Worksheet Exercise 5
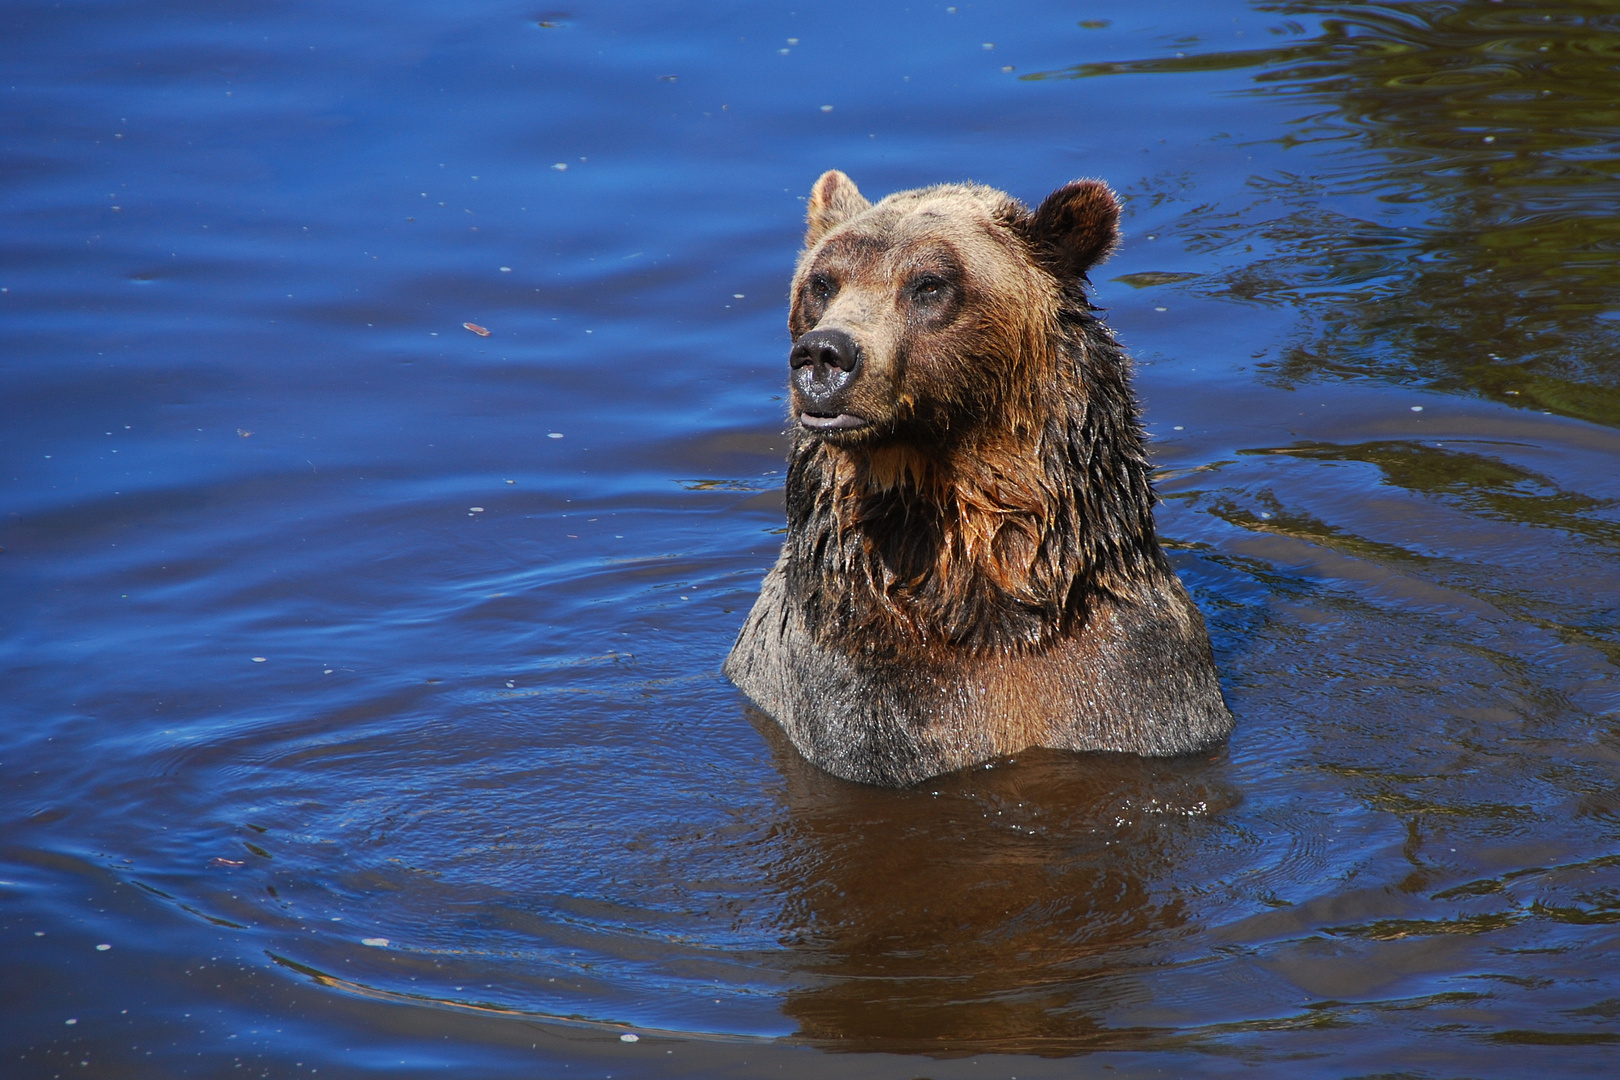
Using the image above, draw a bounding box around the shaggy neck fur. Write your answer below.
[785,291,1168,660]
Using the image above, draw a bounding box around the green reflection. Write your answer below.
[1241,440,1620,549]
[1114,270,1203,288]
[1210,439,1620,666]
[1034,1,1620,425]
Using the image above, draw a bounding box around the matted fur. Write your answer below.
[725,171,1233,786]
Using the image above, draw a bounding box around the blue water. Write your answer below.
[5,1,1620,1077]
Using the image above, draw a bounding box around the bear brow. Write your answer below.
[891,237,964,279]
[814,231,889,266]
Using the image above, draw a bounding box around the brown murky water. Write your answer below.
[3,1,1618,1076]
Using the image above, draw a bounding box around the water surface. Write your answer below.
[4,1,1619,1077]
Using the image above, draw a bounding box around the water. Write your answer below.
[4,1,1619,1076]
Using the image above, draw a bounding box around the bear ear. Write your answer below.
[1023,179,1121,282]
[805,170,871,247]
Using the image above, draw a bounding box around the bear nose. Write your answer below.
[790,328,862,412]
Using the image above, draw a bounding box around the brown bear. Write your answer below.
[724,170,1233,787]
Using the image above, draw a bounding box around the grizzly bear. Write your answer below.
[724,171,1233,787]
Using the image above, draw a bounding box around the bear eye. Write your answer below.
[807,274,837,301]
[909,275,949,302]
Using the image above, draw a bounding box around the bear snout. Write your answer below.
[790,328,868,430]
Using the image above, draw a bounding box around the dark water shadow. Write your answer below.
[746,709,1241,1054]
[1032,0,1620,426]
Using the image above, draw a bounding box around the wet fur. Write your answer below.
[725,173,1233,786]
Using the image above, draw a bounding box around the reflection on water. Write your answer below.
[759,712,1237,1051]
[1246,440,1620,553]
[1036,0,1620,425]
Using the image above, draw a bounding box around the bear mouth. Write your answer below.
[799,411,869,431]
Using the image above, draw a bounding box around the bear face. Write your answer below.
[787,171,1119,457]
[723,171,1232,786]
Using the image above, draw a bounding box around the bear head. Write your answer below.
[779,172,1157,659]
[787,169,1120,455]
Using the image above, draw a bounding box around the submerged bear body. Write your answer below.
[724,171,1233,787]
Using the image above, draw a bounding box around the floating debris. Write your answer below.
[361,937,389,947]
[464,322,490,337]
